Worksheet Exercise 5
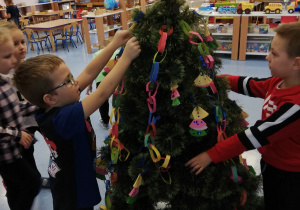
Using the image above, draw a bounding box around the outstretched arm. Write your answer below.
[76,30,133,91]
[185,152,212,175]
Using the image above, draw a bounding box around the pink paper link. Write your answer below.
[188,31,203,45]
[129,187,139,197]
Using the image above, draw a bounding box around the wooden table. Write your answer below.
[25,19,84,52]
[32,11,60,24]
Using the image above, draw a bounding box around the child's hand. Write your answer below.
[185,152,212,175]
[86,84,92,95]
[122,37,141,62]
[110,30,133,49]
[19,131,33,149]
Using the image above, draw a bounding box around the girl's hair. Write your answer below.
[274,22,300,58]
[0,26,12,45]
[0,21,18,30]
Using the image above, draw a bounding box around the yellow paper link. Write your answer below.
[99,205,107,210]
[109,136,116,150]
[119,147,130,162]
[149,144,161,163]
[170,83,178,90]
[239,155,243,164]
[129,21,138,30]
[153,50,167,63]
[133,174,142,188]
[241,111,249,119]
[109,108,120,125]
[162,155,171,168]
[160,170,172,185]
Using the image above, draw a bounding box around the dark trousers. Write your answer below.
[0,158,41,210]
[96,82,110,124]
[261,159,300,210]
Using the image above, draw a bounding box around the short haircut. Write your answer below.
[4,0,13,4]
[0,21,18,30]
[274,22,300,58]
[0,27,12,45]
[14,54,64,109]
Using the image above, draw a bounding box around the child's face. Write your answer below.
[48,63,81,107]
[12,29,27,62]
[0,40,17,75]
[266,35,294,79]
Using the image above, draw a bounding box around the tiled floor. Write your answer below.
[0,33,270,209]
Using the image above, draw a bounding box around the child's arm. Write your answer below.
[185,152,212,175]
[81,36,140,118]
[76,30,133,91]
[86,83,92,95]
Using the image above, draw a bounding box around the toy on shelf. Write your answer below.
[198,3,214,11]
[218,6,237,14]
[288,0,300,13]
[258,24,269,34]
[264,3,282,14]
[236,2,254,14]
[104,0,119,10]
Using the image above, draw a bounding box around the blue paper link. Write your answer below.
[150,62,159,82]
[148,111,153,125]
[189,96,196,104]
[138,155,145,168]
[105,180,111,191]
[231,166,239,183]
[141,167,148,176]
[152,114,161,124]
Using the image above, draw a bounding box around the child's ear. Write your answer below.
[43,94,58,106]
[293,57,300,70]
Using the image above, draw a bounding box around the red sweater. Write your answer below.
[207,75,300,172]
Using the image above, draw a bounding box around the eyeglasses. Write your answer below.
[46,74,75,93]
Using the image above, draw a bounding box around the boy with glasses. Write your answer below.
[13,30,140,210]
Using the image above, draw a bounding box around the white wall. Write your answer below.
[0,0,39,6]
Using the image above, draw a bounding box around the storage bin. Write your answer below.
[246,40,271,53]
[217,40,232,51]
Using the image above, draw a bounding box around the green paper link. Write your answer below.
[179,20,192,36]
[126,195,138,204]
[111,148,119,164]
[105,193,112,208]
[112,93,121,109]
[153,50,167,63]
[200,42,210,56]
[198,44,205,57]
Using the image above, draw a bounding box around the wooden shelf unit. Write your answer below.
[82,0,146,54]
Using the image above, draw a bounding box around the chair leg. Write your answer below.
[64,40,69,52]
[36,43,40,55]
[44,40,50,52]
[70,38,77,48]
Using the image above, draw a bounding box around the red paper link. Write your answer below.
[112,138,125,150]
[146,122,157,138]
[159,25,174,36]
[158,32,167,53]
[112,122,119,139]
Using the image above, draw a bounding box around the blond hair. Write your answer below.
[14,54,64,109]
[274,22,300,58]
[0,21,18,30]
[0,26,12,45]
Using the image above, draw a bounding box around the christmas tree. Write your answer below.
[98,0,264,209]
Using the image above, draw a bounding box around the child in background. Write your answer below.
[14,30,140,210]
[0,26,40,210]
[86,39,120,130]
[3,0,20,27]
[186,22,300,210]
[0,21,50,188]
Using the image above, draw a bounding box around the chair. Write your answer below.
[67,22,83,44]
[55,25,77,52]
[23,28,50,54]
